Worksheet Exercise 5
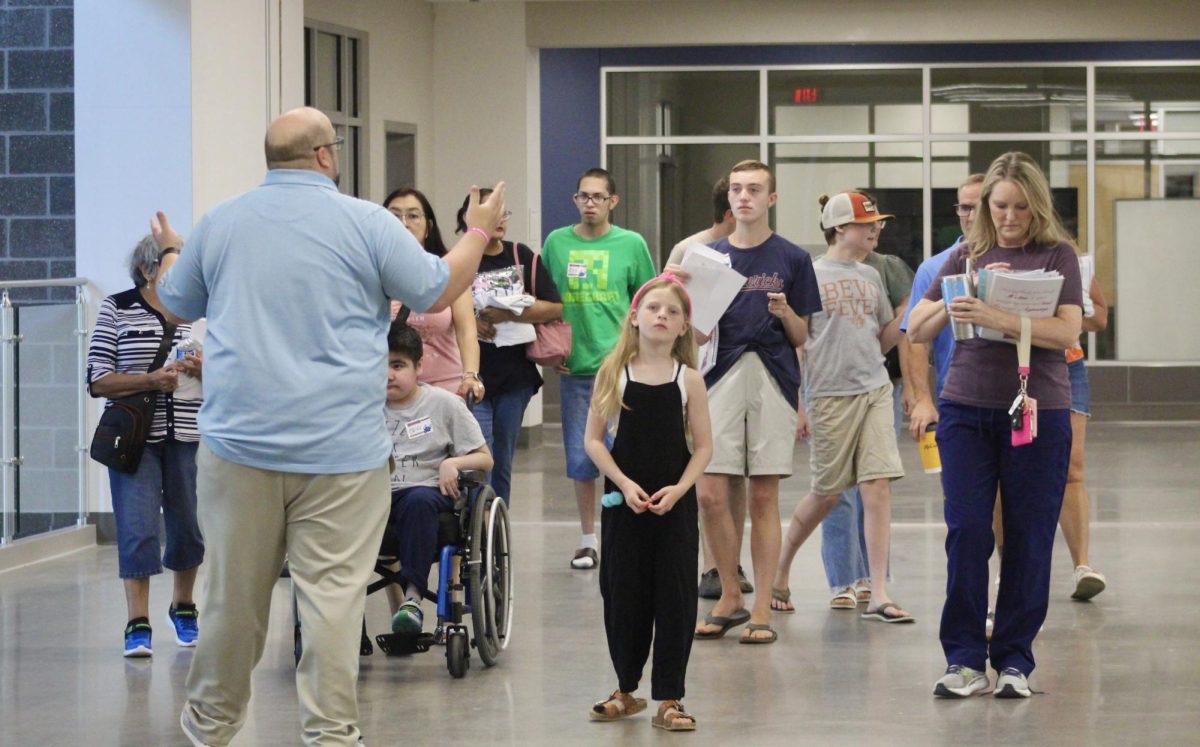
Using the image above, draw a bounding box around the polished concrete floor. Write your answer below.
[2,422,1199,746]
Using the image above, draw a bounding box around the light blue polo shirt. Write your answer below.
[158,169,449,473]
[900,238,960,396]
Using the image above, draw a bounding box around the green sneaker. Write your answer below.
[391,601,423,635]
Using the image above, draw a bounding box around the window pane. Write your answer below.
[607,71,759,137]
[931,67,1086,134]
[1094,139,1200,361]
[769,69,922,136]
[770,142,924,269]
[13,304,82,540]
[1096,66,1200,135]
[315,31,342,113]
[606,143,760,265]
[349,38,360,118]
[930,141,1082,258]
[343,125,360,198]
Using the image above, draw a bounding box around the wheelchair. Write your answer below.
[292,469,513,679]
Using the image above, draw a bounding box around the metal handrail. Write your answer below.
[0,277,88,290]
[1,280,89,545]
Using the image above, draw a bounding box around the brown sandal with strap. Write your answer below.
[652,700,697,731]
[589,690,647,721]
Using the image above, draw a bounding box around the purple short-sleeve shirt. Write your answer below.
[924,241,1083,410]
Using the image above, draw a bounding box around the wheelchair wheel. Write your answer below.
[446,627,469,679]
[467,487,513,667]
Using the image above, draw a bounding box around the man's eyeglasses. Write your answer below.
[573,192,611,205]
[314,135,345,153]
[954,203,977,217]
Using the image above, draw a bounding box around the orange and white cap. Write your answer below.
[821,191,894,228]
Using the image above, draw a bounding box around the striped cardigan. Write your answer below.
[87,288,200,443]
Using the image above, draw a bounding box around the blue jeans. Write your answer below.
[473,386,534,504]
[560,374,611,481]
[108,440,204,579]
[819,381,902,591]
[937,401,1071,675]
[820,488,870,591]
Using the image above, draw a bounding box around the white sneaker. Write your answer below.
[994,667,1032,698]
[933,665,989,698]
[1071,565,1106,601]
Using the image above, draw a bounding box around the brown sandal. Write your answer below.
[652,700,696,731]
[590,690,647,721]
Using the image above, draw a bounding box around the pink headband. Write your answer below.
[631,271,692,315]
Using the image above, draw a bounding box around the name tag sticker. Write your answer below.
[405,417,433,440]
[567,262,588,279]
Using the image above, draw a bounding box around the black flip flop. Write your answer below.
[694,607,751,639]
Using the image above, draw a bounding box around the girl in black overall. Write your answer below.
[583,274,713,732]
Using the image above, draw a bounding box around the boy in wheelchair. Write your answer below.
[383,322,493,636]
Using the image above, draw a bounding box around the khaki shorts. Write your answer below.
[707,353,797,476]
[808,382,905,495]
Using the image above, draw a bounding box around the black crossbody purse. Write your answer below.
[89,323,177,474]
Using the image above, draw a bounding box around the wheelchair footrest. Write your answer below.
[376,632,436,656]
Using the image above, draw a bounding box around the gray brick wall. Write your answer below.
[1,0,74,303]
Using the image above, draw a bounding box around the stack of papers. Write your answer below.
[975,268,1066,342]
[679,243,747,336]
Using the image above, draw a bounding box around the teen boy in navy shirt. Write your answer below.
[685,160,821,644]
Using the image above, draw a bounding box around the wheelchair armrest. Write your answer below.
[458,469,487,486]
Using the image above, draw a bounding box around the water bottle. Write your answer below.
[172,338,203,400]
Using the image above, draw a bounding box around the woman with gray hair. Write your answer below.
[86,232,205,658]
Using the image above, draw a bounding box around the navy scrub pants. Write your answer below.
[936,401,1072,675]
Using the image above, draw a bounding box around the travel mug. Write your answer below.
[940,273,976,341]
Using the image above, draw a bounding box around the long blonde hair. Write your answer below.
[591,280,697,425]
[965,151,1069,260]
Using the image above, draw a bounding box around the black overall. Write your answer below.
[599,363,699,701]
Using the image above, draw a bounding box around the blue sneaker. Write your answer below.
[391,601,423,635]
[124,618,153,657]
[167,603,200,647]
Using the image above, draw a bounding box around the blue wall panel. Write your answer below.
[539,48,602,241]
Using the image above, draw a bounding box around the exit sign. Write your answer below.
[793,88,819,104]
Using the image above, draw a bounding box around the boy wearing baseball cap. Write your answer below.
[772,191,914,624]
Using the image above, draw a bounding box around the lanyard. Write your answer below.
[1009,318,1032,408]
[1017,316,1032,386]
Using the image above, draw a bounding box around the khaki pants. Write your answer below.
[181,443,391,746]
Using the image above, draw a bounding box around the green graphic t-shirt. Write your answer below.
[542,224,656,375]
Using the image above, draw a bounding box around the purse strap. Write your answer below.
[530,249,539,298]
[149,322,178,373]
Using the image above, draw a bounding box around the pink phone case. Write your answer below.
[1011,408,1034,447]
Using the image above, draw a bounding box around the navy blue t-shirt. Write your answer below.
[704,234,822,409]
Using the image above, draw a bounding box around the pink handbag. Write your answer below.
[526,251,572,368]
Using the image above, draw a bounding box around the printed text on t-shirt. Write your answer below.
[821,278,881,329]
[741,272,784,293]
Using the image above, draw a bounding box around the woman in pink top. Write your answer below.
[384,188,484,399]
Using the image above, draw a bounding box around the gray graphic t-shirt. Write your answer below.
[386,384,486,490]
[803,256,893,399]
